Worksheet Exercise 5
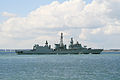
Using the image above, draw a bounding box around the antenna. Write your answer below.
[45,40,48,47]
[70,37,73,45]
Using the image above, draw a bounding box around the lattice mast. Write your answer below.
[60,33,63,47]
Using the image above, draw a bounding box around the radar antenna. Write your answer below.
[45,40,48,47]
[70,38,73,45]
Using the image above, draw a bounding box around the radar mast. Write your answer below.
[60,33,63,47]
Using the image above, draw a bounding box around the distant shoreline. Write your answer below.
[103,50,120,52]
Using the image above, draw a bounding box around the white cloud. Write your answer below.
[91,28,101,34]
[0,0,120,49]
[2,12,17,17]
[79,29,88,40]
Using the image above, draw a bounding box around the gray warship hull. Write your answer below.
[16,33,103,55]
[16,48,103,55]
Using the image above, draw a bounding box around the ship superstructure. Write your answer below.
[16,33,103,54]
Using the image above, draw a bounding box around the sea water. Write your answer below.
[0,52,120,80]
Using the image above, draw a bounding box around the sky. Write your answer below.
[0,0,120,49]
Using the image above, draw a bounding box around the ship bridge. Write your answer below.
[69,38,85,49]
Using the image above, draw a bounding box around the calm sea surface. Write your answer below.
[0,52,120,80]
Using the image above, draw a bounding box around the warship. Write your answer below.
[15,33,103,55]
